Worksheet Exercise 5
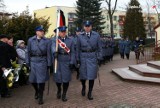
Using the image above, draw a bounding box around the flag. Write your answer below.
[59,10,66,27]
[152,5,156,9]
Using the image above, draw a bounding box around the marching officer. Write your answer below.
[73,27,81,79]
[118,37,125,59]
[76,21,102,100]
[26,26,51,105]
[51,26,75,102]
[101,36,106,64]
[124,37,132,59]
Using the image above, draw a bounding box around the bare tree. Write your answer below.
[146,0,153,38]
[105,0,118,37]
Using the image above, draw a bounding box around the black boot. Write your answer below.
[88,80,94,100]
[62,82,69,102]
[56,83,61,99]
[38,92,44,105]
[62,93,67,102]
[38,83,45,105]
[32,83,39,99]
[81,80,86,96]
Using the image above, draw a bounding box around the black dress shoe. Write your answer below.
[62,94,67,102]
[88,92,93,100]
[38,98,44,105]
[57,91,61,99]
[81,88,85,96]
[35,92,38,100]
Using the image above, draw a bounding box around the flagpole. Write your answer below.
[54,8,60,73]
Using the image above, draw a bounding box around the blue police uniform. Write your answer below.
[76,21,102,100]
[77,31,102,80]
[51,37,75,83]
[51,26,75,102]
[109,38,115,61]
[106,38,110,61]
[26,36,51,83]
[118,39,125,59]
[26,26,51,104]
[124,39,132,59]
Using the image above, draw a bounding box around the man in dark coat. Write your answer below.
[76,21,102,100]
[0,34,15,98]
[51,26,75,102]
[26,26,51,105]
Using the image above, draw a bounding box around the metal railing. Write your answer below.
[136,40,160,64]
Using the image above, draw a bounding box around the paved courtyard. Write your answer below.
[1,52,160,108]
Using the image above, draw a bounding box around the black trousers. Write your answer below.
[0,73,8,96]
[56,82,69,94]
[120,53,124,59]
[32,83,45,97]
[125,53,130,59]
[81,80,94,92]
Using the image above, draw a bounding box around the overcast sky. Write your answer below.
[1,0,158,14]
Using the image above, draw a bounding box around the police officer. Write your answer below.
[124,37,132,59]
[51,26,75,102]
[26,26,51,105]
[118,37,125,59]
[0,34,15,98]
[76,21,102,100]
[73,27,81,79]
[100,36,106,64]
[106,36,110,62]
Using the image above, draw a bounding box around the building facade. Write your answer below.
[34,6,159,38]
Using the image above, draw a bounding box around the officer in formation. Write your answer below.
[124,37,132,59]
[73,27,81,79]
[100,36,115,64]
[76,21,102,100]
[100,36,107,64]
[118,37,125,59]
[26,26,51,105]
[108,36,115,61]
[51,26,75,102]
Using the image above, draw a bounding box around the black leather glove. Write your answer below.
[47,66,51,70]
[54,52,58,58]
[69,64,74,70]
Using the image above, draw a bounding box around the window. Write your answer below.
[107,15,109,20]
[114,24,117,29]
[107,24,109,29]
[114,16,117,21]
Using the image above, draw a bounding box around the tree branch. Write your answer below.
[111,0,118,16]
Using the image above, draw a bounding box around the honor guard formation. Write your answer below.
[0,20,145,105]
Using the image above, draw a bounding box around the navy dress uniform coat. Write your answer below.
[100,37,106,58]
[26,36,51,83]
[118,40,125,54]
[124,40,132,54]
[76,31,102,80]
[51,36,75,83]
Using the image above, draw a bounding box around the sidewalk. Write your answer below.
[1,52,160,108]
